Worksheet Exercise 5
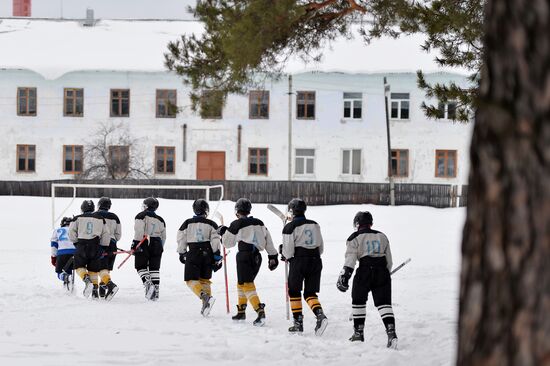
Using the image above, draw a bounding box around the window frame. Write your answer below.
[110,89,130,117]
[390,92,410,120]
[108,145,130,174]
[435,149,457,178]
[341,148,362,176]
[63,88,84,117]
[155,146,176,174]
[390,149,409,177]
[17,87,37,116]
[200,90,223,119]
[156,89,177,118]
[16,144,36,172]
[294,148,316,176]
[343,92,363,120]
[437,101,458,120]
[248,148,269,176]
[296,91,316,120]
[63,145,84,174]
[249,90,270,119]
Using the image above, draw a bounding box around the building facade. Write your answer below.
[0,67,473,184]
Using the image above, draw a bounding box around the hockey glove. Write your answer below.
[212,251,223,272]
[51,256,57,266]
[131,240,143,254]
[278,244,287,262]
[179,252,187,264]
[268,254,279,271]
[337,266,354,292]
[217,225,228,236]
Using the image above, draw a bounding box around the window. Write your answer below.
[17,87,37,116]
[63,145,83,173]
[155,146,175,174]
[248,148,268,175]
[13,0,31,17]
[156,89,177,118]
[249,91,269,119]
[390,149,409,177]
[390,93,410,120]
[437,101,457,120]
[342,149,361,175]
[295,149,315,175]
[200,90,223,119]
[435,150,457,178]
[296,91,315,119]
[109,146,129,174]
[64,88,84,117]
[110,89,130,117]
[16,144,35,172]
[343,92,362,119]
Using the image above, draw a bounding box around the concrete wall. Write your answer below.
[0,69,473,184]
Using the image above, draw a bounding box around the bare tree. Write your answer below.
[81,122,152,180]
[457,0,550,365]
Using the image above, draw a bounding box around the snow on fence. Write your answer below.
[0,180,467,208]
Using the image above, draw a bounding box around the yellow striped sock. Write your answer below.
[186,280,203,298]
[88,272,99,285]
[242,282,261,310]
[99,270,110,284]
[75,267,87,280]
[290,296,303,314]
[237,284,248,306]
[306,296,322,313]
[199,278,212,296]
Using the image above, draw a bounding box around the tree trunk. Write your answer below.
[457,1,550,365]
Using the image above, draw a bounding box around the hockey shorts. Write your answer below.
[288,256,323,294]
[184,243,214,281]
[351,260,392,306]
[236,250,262,284]
[74,241,102,273]
[55,254,74,274]
[134,238,163,271]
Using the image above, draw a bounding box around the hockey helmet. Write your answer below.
[81,200,95,213]
[143,197,159,211]
[60,217,72,227]
[98,196,112,210]
[235,198,252,215]
[288,198,306,216]
[193,198,209,216]
[353,211,373,228]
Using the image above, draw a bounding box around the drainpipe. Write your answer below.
[288,74,293,181]
[384,77,395,206]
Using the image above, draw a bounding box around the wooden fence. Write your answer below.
[0,180,468,208]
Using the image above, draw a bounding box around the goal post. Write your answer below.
[51,183,224,229]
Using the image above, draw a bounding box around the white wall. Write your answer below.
[0,69,473,184]
[0,0,196,19]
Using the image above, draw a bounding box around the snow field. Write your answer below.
[0,196,464,365]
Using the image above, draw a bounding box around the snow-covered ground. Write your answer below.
[0,197,464,365]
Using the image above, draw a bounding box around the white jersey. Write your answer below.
[50,226,76,257]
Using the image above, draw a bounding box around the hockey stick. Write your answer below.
[266,204,291,321]
[390,258,411,275]
[117,236,147,269]
[213,211,230,314]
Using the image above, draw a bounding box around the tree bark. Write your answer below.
[457,1,550,365]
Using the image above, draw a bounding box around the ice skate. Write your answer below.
[252,303,266,327]
[200,292,215,317]
[232,304,246,321]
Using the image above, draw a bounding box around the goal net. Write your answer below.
[51,183,224,229]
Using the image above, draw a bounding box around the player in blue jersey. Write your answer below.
[50,217,76,291]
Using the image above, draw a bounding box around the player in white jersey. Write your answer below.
[50,217,76,291]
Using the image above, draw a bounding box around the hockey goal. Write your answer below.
[51,183,224,228]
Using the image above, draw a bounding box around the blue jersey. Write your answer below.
[50,226,76,257]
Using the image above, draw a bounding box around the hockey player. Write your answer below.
[281,198,328,336]
[132,197,166,301]
[50,217,76,291]
[176,199,222,316]
[95,197,121,301]
[219,198,279,326]
[68,200,111,298]
[336,211,398,349]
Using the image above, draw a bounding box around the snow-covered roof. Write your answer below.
[0,18,468,80]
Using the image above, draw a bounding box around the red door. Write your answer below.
[13,0,31,17]
[197,151,225,180]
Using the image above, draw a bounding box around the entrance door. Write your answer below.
[196,151,225,180]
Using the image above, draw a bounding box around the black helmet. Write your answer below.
[98,197,112,210]
[288,198,306,216]
[193,198,209,216]
[143,197,159,211]
[81,200,95,213]
[353,211,373,228]
[235,198,252,215]
[60,217,72,227]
